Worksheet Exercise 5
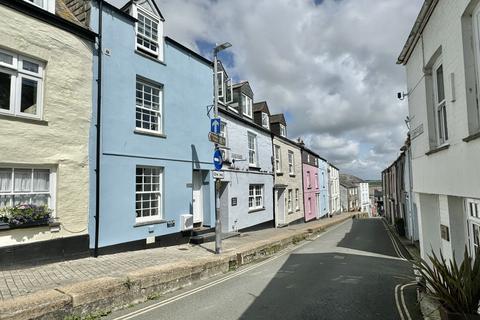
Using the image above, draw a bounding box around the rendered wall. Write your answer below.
[273,137,304,225]
[303,163,319,222]
[0,6,93,246]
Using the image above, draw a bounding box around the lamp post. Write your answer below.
[213,42,231,254]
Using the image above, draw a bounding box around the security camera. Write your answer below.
[397,92,408,100]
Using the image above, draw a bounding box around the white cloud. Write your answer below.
[121,0,423,179]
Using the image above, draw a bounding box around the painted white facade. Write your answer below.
[0,4,93,248]
[359,183,370,214]
[399,0,480,261]
[218,110,274,232]
[328,165,341,213]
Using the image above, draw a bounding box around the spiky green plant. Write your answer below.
[414,247,480,315]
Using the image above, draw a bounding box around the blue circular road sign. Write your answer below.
[213,149,223,171]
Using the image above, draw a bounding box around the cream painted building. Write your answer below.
[272,135,304,226]
[0,0,95,265]
[398,0,480,262]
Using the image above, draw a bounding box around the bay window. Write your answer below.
[0,48,44,119]
[0,168,54,209]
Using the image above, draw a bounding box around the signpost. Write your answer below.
[213,149,223,171]
[212,171,225,179]
[208,132,226,147]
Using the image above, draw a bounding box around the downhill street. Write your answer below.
[106,218,422,320]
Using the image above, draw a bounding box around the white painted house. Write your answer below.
[398,0,480,262]
[216,63,274,232]
[359,182,370,215]
[328,164,341,214]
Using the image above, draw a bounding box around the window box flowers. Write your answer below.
[0,204,52,230]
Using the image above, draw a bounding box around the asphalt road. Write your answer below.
[106,218,422,320]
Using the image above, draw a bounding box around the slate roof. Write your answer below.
[253,101,270,115]
[270,113,286,125]
[340,173,364,188]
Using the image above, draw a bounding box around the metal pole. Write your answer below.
[213,50,222,254]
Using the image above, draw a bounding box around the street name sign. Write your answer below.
[208,132,226,147]
[212,170,225,179]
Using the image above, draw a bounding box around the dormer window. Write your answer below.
[280,124,286,137]
[132,1,164,61]
[24,0,55,13]
[242,94,253,118]
[261,113,269,129]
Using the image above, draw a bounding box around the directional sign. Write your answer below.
[212,170,225,179]
[208,132,226,147]
[213,149,223,171]
[211,118,221,134]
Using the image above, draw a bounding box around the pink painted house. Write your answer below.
[300,146,320,222]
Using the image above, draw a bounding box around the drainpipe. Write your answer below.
[94,0,103,258]
[271,133,276,227]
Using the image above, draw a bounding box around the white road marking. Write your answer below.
[112,219,352,320]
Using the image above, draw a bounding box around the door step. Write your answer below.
[190,231,241,245]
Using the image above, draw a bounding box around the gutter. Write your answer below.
[397,0,439,65]
[94,0,104,258]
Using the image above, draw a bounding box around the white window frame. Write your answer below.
[248,184,264,211]
[295,189,299,211]
[133,5,162,59]
[315,173,319,189]
[288,150,295,175]
[287,189,293,213]
[248,132,257,167]
[274,145,282,173]
[472,4,480,131]
[135,166,163,223]
[242,94,253,118]
[466,199,480,255]
[135,78,163,134]
[261,112,269,129]
[23,0,55,13]
[0,48,44,119]
[280,124,286,137]
[219,121,229,161]
[432,58,448,145]
[0,167,56,213]
[217,71,225,99]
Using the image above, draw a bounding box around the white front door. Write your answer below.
[192,171,203,224]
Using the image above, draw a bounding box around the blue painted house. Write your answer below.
[318,157,330,218]
[66,0,215,253]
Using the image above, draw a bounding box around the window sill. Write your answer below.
[248,207,265,214]
[463,131,480,143]
[249,165,261,171]
[135,50,166,66]
[0,220,50,232]
[133,219,166,228]
[289,173,296,177]
[134,129,167,139]
[425,144,450,156]
[0,113,48,126]
[276,171,284,176]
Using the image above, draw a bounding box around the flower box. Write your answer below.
[9,217,50,229]
[0,222,9,230]
[0,204,52,231]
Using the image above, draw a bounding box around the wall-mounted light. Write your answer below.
[397,92,409,100]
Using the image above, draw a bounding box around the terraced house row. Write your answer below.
[0,0,341,267]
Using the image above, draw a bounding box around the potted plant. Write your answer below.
[415,248,480,320]
[3,204,52,229]
[395,217,405,236]
[0,208,9,230]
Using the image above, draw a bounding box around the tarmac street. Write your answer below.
[106,218,422,320]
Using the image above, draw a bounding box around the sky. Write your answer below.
[112,0,424,180]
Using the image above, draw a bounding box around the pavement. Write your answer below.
[105,217,422,320]
[0,212,358,319]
